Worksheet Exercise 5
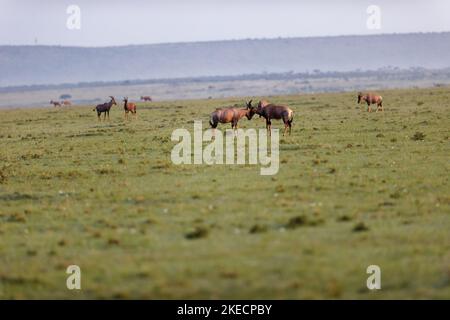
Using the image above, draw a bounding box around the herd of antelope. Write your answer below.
[50,91,384,134]
[209,91,382,136]
[50,95,152,120]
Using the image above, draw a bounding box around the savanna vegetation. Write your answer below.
[0,86,449,299]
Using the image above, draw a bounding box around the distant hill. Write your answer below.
[1,32,450,87]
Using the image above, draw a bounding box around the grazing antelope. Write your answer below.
[123,97,137,119]
[140,96,152,102]
[50,100,61,107]
[61,100,72,106]
[357,92,383,112]
[256,101,294,136]
[209,100,256,133]
[93,96,116,121]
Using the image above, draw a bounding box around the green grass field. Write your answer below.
[0,87,449,299]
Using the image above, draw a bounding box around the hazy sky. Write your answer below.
[0,0,449,46]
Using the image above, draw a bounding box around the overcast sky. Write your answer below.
[0,0,449,46]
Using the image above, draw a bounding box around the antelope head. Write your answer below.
[245,100,256,120]
[357,92,363,104]
[256,100,266,117]
[109,96,117,105]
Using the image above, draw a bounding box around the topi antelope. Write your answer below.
[123,97,137,120]
[256,101,294,136]
[357,92,383,112]
[50,100,61,107]
[93,96,116,121]
[61,100,72,106]
[209,100,256,133]
[140,96,152,102]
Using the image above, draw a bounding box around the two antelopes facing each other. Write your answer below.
[50,100,71,107]
[209,100,294,136]
[358,92,383,112]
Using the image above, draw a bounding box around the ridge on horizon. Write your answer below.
[1,31,449,48]
[1,32,450,87]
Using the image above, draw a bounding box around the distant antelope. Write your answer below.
[209,100,256,132]
[123,97,137,119]
[256,101,294,136]
[93,96,116,121]
[50,100,61,107]
[61,100,72,106]
[357,92,383,112]
[140,96,152,102]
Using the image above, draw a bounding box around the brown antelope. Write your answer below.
[357,92,383,112]
[123,97,137,119]
[93,96,116,121]
[140,96,152,102]
[209,100,256,132]
[256,101,294,136]
[61,100,72,106]
[50,100,61,107]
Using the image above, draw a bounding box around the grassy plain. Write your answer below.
[0,87,449,299]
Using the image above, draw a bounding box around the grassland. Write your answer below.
[0,87,449,299]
